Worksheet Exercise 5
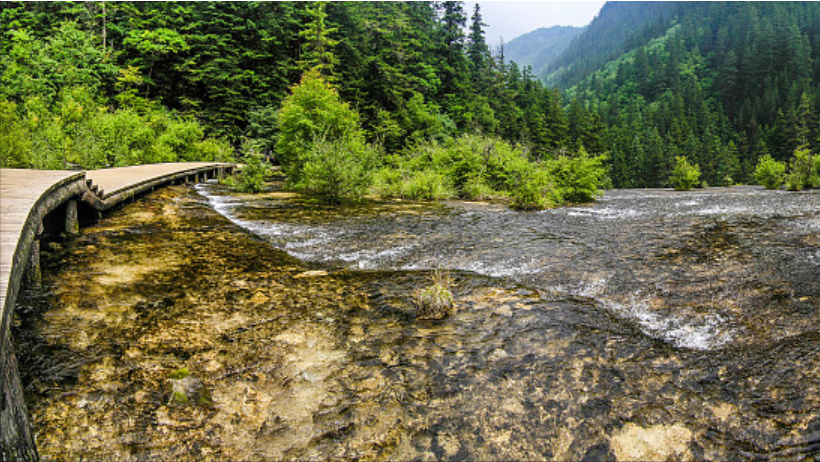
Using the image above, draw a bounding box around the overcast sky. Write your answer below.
[465,1,606,48]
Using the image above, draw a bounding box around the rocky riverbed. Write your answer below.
[14,183,820,461]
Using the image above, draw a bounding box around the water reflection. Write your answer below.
[14,184,820,461]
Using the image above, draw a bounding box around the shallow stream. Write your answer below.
[14,183,820,461]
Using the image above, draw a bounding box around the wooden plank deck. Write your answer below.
[85,162,232,209]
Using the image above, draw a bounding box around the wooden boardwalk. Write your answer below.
[0,169,86,342]
[85,162,230,209]
[0,162,232,460]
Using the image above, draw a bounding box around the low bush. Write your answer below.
[669,156,701,191]
[400,169,455,200]
[785,147,818,191]
[372,134,607,209]
[547,147,606,202]
[294,137,378,203]
[754,154,786,190]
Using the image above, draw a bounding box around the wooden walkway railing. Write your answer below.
[0,162,233,461]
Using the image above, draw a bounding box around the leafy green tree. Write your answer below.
[123,27,188,88]
[669,156,701,191]
[1,22,117,104]
[276,68,378,202]
[276,68,362,181]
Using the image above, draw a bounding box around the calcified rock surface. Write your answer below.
[15,184,820,461]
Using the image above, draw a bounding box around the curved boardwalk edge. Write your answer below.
[1,170,84,462]
[0,162,233,461]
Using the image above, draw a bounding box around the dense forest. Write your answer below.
[1,1,819,204]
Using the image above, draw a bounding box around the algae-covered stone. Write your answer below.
[168,374,211,407]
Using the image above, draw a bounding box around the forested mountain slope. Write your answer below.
[554,1,820,188]
[505,26,583,77]
[543,1,680,88]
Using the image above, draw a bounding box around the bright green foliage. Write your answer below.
[402,170,456,201]
[0,101,31,168]
[0,16,232,170]
[372,168,455,201]
[785,147,819,191]
[1,22,117,105]
[276,69,362,181]
[6,0,820,193]
[298,2,339,78]
[669,156,701,191]
[294,137,378,203]
[276,69,377,203]
[510,169,556,211]
[233,142,270,194]
[546,148,608,202]
[372,134,606,208]
[754,154,787,190]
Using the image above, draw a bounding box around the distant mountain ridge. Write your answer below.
[542,1,681,88]
[504,26,584,76]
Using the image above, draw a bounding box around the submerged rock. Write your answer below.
[609,423,693,461]
[169,373,210,407]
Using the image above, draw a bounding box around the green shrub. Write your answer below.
[192,138,235,162]
[462,177,499,201]
[510,166,560,211]
[754,154,786,190]
[294,137,378,203]
[414,269,456,320]
[548,148,607,201]
[234,141,270,193]
[276,69,361,181]
[669,156,701,191]
[511,178,550,210]
[0,101,32,168]
[400,169,455,200]
[371,168,405,198]
[785,147,818,191]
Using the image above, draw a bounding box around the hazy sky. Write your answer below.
[465,1,606,48]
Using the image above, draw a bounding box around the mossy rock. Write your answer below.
[168,374,211,407]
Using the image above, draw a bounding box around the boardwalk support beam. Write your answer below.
[65,200,78,235]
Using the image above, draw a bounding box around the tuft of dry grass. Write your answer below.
[414,269,455,320]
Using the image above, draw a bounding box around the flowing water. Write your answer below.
[13,182,820,461]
